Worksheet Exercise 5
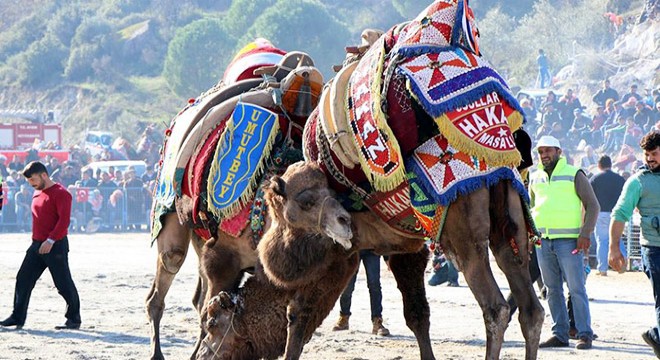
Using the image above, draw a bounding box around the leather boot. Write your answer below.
[372,317,390,336]
[332,314,349,331]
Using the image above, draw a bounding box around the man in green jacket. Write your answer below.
[609,130,660,358]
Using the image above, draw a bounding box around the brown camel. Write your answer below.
[148,2,543,360]
[196,163,359,360]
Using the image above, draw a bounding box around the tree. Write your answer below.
[222,0,278,39]
[162,17,237,97]
[240,0,350,77]
[14,34,68,87]
[638,0,659,23]
[64,17,117,82]
[0,14,47,63]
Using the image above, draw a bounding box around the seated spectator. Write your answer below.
[535,118,553,140]
[633,101,654,131]
[548,121,566,144]
[620,97,637,119]
[558,89,583,128]
[77,168,98,187]
[592,79,619,106]
[114,170,124,186]
[621,84,643,104]
[428,249,460,287]
[13,185,32,232]
[612,145,637,173]
[623,117,644,148]
[141,164,157,183]
[7,155,24,172]
[60,165,79,187]
[601,115,626,153]
[580,145,599,169]
[568,108,592,146]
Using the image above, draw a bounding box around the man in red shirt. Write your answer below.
[0,161,81,330]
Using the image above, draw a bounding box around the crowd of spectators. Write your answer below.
[0,145,160,233]
[519,80,660,177]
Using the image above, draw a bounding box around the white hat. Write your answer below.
[535,135,561,150]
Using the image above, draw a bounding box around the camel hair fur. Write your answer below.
[196,163,359,360]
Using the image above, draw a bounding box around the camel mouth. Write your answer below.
[327,229,353,250]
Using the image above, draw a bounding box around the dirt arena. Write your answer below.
[0,232,656,359]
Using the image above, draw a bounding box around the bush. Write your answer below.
[162,17,236,97]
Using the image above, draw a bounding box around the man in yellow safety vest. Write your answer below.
[530,135,600,350]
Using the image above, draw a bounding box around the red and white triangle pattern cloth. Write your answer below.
[396,0,457,49]
[398,48,481,94]
[412,134,489,198]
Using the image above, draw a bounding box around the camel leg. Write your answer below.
[488,183,543,360]
[189,234,209,360]
[443,188,509,360]
[388,248,436,360]
[146,212,192,360]
[190,234,207,314]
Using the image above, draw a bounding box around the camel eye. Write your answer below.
[295,190,316,210]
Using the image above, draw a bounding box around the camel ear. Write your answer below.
[268,175,287,199]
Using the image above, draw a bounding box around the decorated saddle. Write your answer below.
[151,40,323,243]
[305,0,535,240]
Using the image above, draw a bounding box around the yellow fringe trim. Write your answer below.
[206,105,280,220]
[432,110,523,169]
[357,38,407,193]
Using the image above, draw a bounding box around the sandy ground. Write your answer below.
[0,232,657,360]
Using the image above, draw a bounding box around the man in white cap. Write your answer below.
[529,135,600,350]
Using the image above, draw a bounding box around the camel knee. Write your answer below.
[146,289,165,318]
[485,302,510,335]
[159,248,187,274]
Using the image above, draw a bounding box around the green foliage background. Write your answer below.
[0,0,643,145]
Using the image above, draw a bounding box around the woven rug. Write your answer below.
[347,36,406,192]
[207,102,280,219]
[406,134,528,208]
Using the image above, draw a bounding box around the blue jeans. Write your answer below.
[642,246,660,343]
[594,212,628,272]
[339,250,383,319]
[536,238,593,341]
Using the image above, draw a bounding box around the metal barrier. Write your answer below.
[0,185,151,233]
[624,212,643,271]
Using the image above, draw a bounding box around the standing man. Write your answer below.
[530,136,599,350]
[331,250,390,336]
[590,155,626,276]
[537,49,551,88]
[0,161,81,330]
[609,130,660,357]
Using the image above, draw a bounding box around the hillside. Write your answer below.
[0,0,656,148]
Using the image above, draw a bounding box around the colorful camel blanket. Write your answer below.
[406,134,528,237]
[396,48,524,168]
[347,37,406,193]
[207,102,280,219]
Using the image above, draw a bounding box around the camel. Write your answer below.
[196,163,360,360]
[147,1,544,359]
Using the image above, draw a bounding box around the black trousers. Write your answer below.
[10,237,81,325]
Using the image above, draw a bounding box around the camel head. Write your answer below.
[264,161,353,249]
[197,292,239,360]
